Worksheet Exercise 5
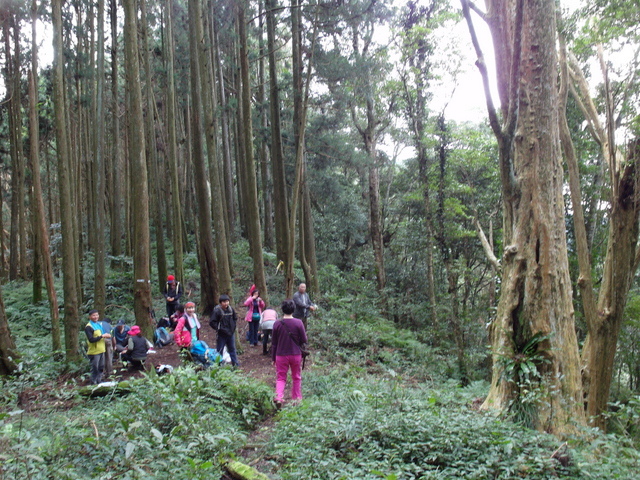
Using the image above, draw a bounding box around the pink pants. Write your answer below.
[275,355,302,402]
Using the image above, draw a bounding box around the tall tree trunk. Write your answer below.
[4,14,22,281]
[462,0,584,434]
[197,0,232,297]
[124,0,153,336]
[109,0,123,258]
[13,16,27,280]
[584,141,640,427]
[92,0,107,314]
[266,0,290,265]
[189,0,219,315]
[29,1,61,352]
[141,0,168,290]
[164,0,184,281]
[237,2,268,301]
[258,1,274,252]
[300,165,319,294]
[53,0,81,361]
[212,13,236,240]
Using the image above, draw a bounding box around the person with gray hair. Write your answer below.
[292,283,316,329]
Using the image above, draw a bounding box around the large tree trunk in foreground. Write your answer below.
[464,0,584,434]
[124,0,153,336]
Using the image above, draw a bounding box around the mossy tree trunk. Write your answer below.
[463,0,585,434]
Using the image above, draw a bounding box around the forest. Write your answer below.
[1,0,640,478]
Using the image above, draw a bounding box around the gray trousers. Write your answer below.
[89,353,105,385]
[103,341,114,377]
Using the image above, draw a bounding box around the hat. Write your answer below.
[167,275,175,282]
[185,301,195,308]
[117,319,126,326]
[129,325,141,336]
[219,294,230,302]
[249,284,256,294]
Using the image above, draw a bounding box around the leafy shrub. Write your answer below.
[0,367,273,479]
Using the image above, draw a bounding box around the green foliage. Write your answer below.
[0,367,273,479]
[265,374,621,479]
[497,333,552,428]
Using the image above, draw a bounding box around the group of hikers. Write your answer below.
[84,277,317,407]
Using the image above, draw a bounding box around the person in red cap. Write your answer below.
[121,325,149,370]
[163,274,183,317]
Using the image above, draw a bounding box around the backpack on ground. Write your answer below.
[154,326,174,348]
[190,340,223,368]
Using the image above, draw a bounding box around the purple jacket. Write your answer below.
[272,317,307,361]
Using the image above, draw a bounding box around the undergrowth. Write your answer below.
[265,372,640,479]
[0,367,273,479]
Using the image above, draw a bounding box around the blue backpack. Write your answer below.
[154,327,174,347]
[190,340,222,367]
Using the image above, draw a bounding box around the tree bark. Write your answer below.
[123,0,153,336]
[141,0,168,291]
[0,287,19,375]
[463,0,584,434]
[53,0,81,361]
[257,1,274,252]
[266,0,290,266]
[164,0,184,282]
[92,0,107,315]
[189,0,220,315]
[109,0,123,258]
[29,2,61,353]
[237,1,268,302]
[3,13,23,281]
[197,0,232,297]
[212,13,237,240]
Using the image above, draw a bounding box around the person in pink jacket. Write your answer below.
[244,287,265,346]
[175,301,201,349]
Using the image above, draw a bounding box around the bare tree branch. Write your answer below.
[473,216,501,272]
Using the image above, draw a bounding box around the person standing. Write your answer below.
[163,275,183,317]
[244,288,265,346]
[292,283,316,329]
[271,299,308,408]
[84,310,111,385]
[209,294,239,366]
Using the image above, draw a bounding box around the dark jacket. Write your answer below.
[163,281,183,304]
[127,335,149,361]
[209,305,237,337]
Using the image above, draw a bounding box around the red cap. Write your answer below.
[167,275,175,282]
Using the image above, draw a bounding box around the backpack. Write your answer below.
[154,326,174,347]
[190,340,222,367]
